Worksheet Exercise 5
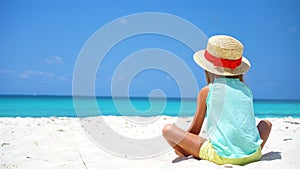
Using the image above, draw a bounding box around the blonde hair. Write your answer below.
[205,70,244,84]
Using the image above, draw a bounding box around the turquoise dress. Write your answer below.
[206,78,262,158]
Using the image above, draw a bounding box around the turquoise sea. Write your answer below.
[0,95,300,118]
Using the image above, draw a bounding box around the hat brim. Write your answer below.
[193,50,251,76]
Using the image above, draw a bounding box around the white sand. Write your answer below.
[1,116,299,169]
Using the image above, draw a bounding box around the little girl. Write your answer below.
[162,35,272,165]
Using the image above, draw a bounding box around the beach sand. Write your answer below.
[1,116,299,169]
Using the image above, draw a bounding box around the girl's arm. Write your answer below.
[187,85,209,135]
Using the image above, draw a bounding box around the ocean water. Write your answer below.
[0,95,299,118]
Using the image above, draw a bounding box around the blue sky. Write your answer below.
[0,0,299,100]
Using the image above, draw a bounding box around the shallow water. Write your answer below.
[0,95,299,118]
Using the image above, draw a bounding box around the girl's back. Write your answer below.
[206,78,262,158]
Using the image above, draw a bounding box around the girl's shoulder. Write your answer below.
[198,85,209,99]
[199,85,209,93]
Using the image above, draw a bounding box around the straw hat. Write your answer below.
[193,35,251,76]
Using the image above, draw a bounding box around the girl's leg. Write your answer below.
[257,120,272,149]
[162,124,206,158]
[165,138,190,157]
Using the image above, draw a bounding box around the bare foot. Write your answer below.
[175,150,185,157]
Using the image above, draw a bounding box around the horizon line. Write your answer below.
[0,94,299,102]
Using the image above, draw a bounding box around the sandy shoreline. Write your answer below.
[1,116,299,169]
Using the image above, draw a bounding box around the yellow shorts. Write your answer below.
[199,141,262,165]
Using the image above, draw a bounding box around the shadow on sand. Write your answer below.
[172,156,196,163]
[261,151,282,161]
